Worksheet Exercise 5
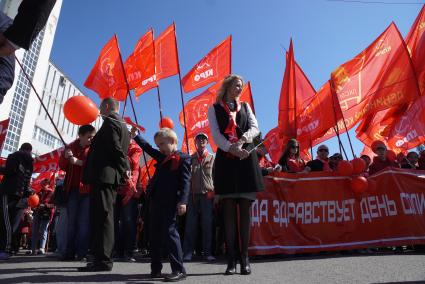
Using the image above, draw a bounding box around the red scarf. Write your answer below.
[161,152,181,171]
[220,99,241,143]
[197,149,208,163]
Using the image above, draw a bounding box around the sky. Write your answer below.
[50,0,424,157]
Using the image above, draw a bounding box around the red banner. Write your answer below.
[84,35,128,101]
[181,36,231,93]
[33,147,64,173]
[0,118,10,151]
[124,29,155,90]
[249,168,425,255]
[135,24,179,97]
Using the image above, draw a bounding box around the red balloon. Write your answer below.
[351,158,366,175]
[64,96,99,125]
[337,160,353,176]
[351,176,368,194]
[367,179,377,193]
[28,194,40,208]
[159,117,174,129]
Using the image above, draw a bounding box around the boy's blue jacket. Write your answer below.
[134,135,191,205]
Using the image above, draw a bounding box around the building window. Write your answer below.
[3,28,46,154]
[32,126,62,149]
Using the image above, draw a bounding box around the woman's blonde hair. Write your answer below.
[215,74,244,103]
[154,128,178,144]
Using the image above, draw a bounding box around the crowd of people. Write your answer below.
[0,75,424,281]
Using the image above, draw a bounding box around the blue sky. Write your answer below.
[50,0,423,157]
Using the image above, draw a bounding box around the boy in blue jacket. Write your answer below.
[132,127,191,282]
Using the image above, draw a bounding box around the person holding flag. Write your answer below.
[207,74,263,276]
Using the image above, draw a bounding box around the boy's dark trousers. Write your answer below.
[149,200,185,274]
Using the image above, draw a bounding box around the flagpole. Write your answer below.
[15,56,66,146]
[121,96,128,118]
[329,81,350,160]
[115,34,151,180]
[151,28,164,126]
[329,79,355,158]
[173,22,190,153]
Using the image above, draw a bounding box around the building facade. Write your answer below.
[31,61,102,155]
[0,0,100,157]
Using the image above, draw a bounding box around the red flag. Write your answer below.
[406,4,425,96]
[385,98,425,151]
[304,81,344,146]
[263,127,283,164]
[181,36,231,93]
[278,40,297,139]
[124,29,155,90]
[135,24,179,97]
[179,86,216,138]
[240,81,256,114]
[84,35,128,101]
[31,171,55,193]
[139,159,157,189]
[0,118,10,151]
[330,23,419,136]
[124,116,146,132]
[33,147,64,173]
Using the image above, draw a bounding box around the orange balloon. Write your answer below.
[351,176,368,194]
[337,160,353,176]
[351,158,366,175]
[28,194,40,208]
[159,117,174,129]
[64,96,99,125]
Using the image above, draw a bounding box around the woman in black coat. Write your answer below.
[207,74,264,276]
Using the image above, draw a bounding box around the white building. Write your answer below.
[31,61,102,156]
[0,0,102,157]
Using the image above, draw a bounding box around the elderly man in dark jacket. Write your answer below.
[0,143,33,260]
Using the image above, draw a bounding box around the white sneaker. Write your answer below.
[38,249,45,255]
[0,252,10,260]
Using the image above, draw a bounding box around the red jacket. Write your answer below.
[59,139,91,194]
[369,156,399,175]
[117,140,142,196]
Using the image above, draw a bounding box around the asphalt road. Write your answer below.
[0,251,424,284]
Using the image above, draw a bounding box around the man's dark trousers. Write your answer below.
[91,183,116,269]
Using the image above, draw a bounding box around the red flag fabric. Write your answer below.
[31,171,55,193]
[0,118,10,151]
[406,4,425,95]
[84,35,128,101]
[181,36,231,93]
[330,23,419,137]
[33,147,64,173]
[124,29,155,90]
[135,24,179,97]
[240,81,256,114]
[139,159,156,189]
[124,116,145,132]
[263,127,282,164]
[180,86,215,138]
[278,40,297,139]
